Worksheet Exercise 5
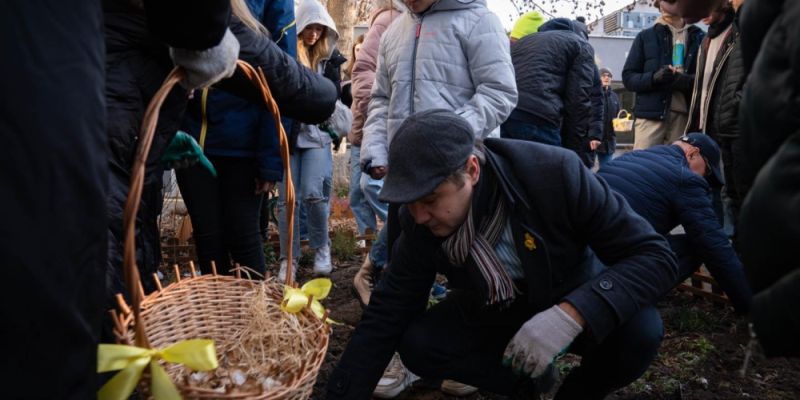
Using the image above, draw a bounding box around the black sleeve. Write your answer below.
[674,175,752,313]
[327,210,438,399]
[751,269,800,357]
[622,33,655,93]
[739,0,785,74]
[213,17,338,124]
[563,43,595,139]
[588,66,604,141]
[143,0,230,50]
[562,154,679,341]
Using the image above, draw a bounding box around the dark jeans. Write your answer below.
[176,156,266,275]
[397,291,663,399]
[501,119,562,146]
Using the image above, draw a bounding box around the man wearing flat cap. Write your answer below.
[327,109,679,399]
[598,133,752,313]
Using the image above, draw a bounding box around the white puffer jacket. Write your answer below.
[360,0,518,169]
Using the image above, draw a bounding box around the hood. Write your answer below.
[296,0,339,45]
[539,18,587,39]
[510,11,545,40]
[421,0,485,14]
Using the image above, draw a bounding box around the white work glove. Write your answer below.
[503,305,583,378]
[169,28,239,90]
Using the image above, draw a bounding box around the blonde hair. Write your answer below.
[297,26,330,70]
[231,0,269,35]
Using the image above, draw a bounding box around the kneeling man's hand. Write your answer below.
[503,304,583,378]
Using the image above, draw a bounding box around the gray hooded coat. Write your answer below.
[295,0,349,148]
[359,0,518,169]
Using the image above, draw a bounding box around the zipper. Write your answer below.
[684,45,703,135]
[699,41,736,133]
[410,17,423,114]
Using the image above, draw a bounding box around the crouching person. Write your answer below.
[326,109,678,399]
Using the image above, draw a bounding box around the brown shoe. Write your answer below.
[352,255,375,307]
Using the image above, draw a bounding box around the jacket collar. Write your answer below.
[485,148,531,211]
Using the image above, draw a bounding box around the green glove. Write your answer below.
[161,131,217,176]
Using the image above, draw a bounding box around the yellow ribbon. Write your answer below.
[97,339,218,400]
[281,278,337,323]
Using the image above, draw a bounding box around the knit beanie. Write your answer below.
[510,11,545,40]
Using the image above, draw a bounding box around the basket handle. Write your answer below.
[616,109,631,119]
[122,61,296,348]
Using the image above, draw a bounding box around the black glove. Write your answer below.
[652,66,676,85]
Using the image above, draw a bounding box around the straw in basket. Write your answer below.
[99,61,331,400]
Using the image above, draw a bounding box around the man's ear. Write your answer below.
[467,155,480,185]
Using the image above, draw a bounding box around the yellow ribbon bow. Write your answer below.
[281,278,336,323]
[97,339,218,400]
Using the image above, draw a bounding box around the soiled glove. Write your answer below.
[503,305,583,378]
[161,131,217,176]
[170,28,239,90]
[652,65,676,85]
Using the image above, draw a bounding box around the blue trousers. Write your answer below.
[501,119,562,146]
[277,147,332,259]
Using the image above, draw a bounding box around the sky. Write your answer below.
[487,0,636,30]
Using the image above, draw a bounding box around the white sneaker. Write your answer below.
[277,258,297,283]
[373,353,419,399]
[440,379,478,397]
[313,244,332,276]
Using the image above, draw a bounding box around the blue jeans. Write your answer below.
[360,168,389,269]
[277,147,332,259]
[596,151,614,167]
[349,146,378,235]
[501,119,562,146]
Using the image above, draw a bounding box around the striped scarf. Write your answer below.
[442,182,519,306]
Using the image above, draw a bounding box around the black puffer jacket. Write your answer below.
[507,18,595,138]
[686,10,744,140]
[740,132,800,357]
[737,0,800,194]
[104,0,337,304]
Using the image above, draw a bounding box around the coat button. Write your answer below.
[599,279,613,290]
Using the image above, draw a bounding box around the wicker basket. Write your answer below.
[612,109,634,133]
[110,61,329,399]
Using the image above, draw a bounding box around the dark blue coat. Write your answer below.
[622,23,704,120]
[599,87,621,154]
[328,139,678,399]
[598,145,751,312]
[507,18,596,138]
[182,0,297,182]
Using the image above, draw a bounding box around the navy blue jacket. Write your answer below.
[328,139,678,399]
[599,86,621,154]
[622,23,704,120]
[598,145,752,312]
[182,0,296,182]
[507,19,596,139]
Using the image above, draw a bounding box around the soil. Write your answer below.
[297,254,800,400]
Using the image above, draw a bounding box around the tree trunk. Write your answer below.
[325,0,357,78]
